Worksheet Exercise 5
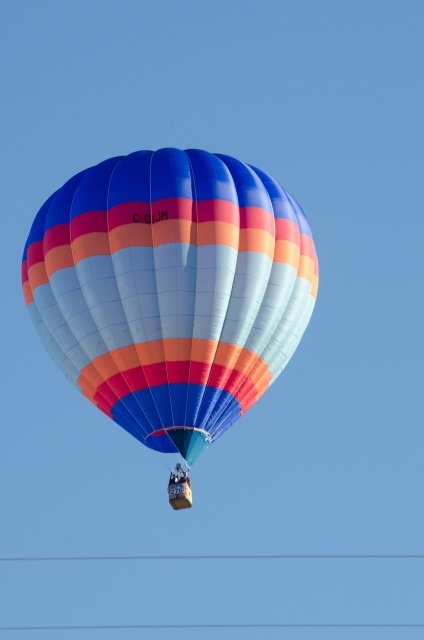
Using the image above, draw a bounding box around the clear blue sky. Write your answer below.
[1,1,423,638]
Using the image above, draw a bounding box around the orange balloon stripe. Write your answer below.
[28,260,49,290]
[78,338,271,406]
[98,219,282,258]
[238,228,275,259]
[197,220,239,249]
[22,280,34,306]
[71,232,111,263]
[297,255,315,284]
[82,339,268,378]
[45,244,74,278]
[63,226,303,270]
[274,240,300,267]
[109,224,152,251]
[151,218,197,246]
[311,274,319,299]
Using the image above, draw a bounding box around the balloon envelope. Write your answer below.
[22,149,318,466]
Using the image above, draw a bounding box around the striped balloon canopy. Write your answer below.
[22,149,318,467]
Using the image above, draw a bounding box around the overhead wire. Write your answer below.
[0,623,423,631]
[1,554,423,562]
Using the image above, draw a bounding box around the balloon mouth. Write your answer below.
[148,427,211,467]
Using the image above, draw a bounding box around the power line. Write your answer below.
[0,624,423,631]
[1,554,423,562]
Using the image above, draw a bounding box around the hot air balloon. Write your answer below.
[22,149,318,509]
